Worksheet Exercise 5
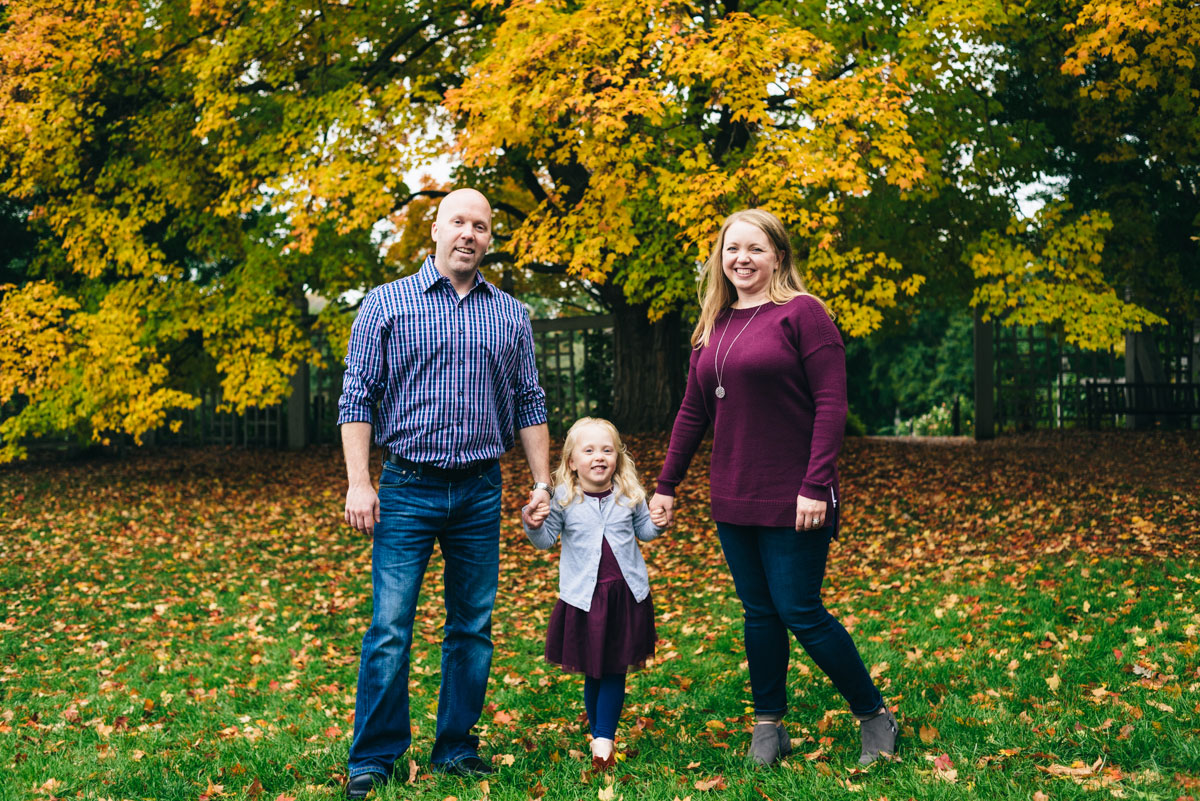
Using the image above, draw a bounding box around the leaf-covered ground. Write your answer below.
[1,432,1197,801]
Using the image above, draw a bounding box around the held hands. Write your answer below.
[649,493,674,528]
[795,495,828,531]
[522,487,552,529]
[345,484,380,535]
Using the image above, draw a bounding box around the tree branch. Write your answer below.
[231,10,327,93]
[391,191,528,225]
[490,200,528,221]
[482,252,567,274]
[361,16,486,87]
[358,7,468,85]
[391,189,448,214]
[517,160,552,207]
[823,58,857,83]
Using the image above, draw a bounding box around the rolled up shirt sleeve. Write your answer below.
[512,313,548,429]
[337,290,389,426]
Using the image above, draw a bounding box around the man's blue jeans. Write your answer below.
[347,461,502,778]
[716,518,883,718]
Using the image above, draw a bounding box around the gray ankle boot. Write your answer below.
[748,721,792,765]
[748,722,779,765]
[777,722,792,758]
[858,707,898,765]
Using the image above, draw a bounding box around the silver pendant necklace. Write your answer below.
[712,303,763,399]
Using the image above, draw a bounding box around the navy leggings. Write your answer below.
[583,673,626,740]
[716,521,883,718]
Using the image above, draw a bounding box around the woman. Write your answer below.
[649,209,897,766]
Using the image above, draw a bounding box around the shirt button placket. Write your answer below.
[456,300,467,461]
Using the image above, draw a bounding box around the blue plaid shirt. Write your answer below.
[337,256,548,467]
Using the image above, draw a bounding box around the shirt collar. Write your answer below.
[417,254,494,296]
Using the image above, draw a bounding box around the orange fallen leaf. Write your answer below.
[694,775,727,791]
[1037,756,1104,777]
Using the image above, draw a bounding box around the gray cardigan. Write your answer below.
[524,485,663,612]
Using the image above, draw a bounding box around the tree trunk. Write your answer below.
[973,308,994,440]
[1125,328,1166,430]
[606,296,689,433]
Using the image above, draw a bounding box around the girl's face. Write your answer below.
[720,220,778,305]
[567,423,618,493]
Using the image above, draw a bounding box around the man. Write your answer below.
[338,188,552,799]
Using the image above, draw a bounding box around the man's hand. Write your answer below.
[346,484,380,535]
[649,493,675,527]
[523,500,550,529]
[340,422,378,535]
[521,487,551,528]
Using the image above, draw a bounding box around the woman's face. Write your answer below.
[720,220,778,304]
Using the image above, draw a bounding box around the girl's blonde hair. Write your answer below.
[691,208,832,348]
[553,417,646,508]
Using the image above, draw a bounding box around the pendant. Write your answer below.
[715,386,726,399]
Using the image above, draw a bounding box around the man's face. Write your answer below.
[432,190,493,283]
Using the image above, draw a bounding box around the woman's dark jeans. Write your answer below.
[716,519,883,718]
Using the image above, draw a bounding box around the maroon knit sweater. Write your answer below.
[654,295,846,532]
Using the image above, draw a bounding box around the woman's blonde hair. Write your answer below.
[552,417,647,508]
[691,208,832,348]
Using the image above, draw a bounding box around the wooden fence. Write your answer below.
[136,314,614,450]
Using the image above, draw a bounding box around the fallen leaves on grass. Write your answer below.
[1037,756,1104,778]
[929,753,958,783]
[693,775,728,791]
[0,434,1197,797]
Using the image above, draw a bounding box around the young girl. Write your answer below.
[523,417,668,770]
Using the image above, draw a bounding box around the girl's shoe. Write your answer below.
[590,753,617,773]
[858,707,898,765]
[590,737,616,772]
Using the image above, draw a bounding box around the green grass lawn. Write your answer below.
[1,432,1197,800]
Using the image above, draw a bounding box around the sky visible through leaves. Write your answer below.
[1,433,1198,800]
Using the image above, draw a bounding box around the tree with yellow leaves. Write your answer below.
[966,0,1198,333]
[2,0,1190,455]
[0,0,495,459]
[444,0,931,429]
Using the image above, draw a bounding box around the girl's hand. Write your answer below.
[523,500,550,528]
[795,495,828,531]
[649,493,674,527]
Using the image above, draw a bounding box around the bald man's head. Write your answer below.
[431,189,493,291]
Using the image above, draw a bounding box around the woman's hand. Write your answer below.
[795,495,828,531]
[649,493,675,527]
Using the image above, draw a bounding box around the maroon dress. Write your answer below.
[543,490,657,678]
